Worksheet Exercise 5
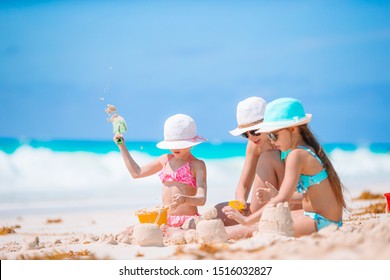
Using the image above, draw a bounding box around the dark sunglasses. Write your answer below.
[241,130,261,138]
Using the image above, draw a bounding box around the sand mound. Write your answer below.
[181,207,218,230]
[201,207,218,220]
[254,202,294,238]
[132,224,164,247]
[196,219,228,243]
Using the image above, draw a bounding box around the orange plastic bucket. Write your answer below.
[384,193,390,212]
[135,206,168,226]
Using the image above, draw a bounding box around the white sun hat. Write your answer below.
[229,96,267,136]
[257,97,312,133]
[156,114,206,150]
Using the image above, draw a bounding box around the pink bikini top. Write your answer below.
[159,155,197,188]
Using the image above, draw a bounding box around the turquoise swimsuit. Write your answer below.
[303,212,342,230]
[282,146,342,230]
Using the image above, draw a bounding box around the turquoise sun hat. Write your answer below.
[257,98,312,133]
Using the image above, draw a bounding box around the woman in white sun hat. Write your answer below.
[223,98,346,237]
[217,96,300,239]
[114,113,207,228]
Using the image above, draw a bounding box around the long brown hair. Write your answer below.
[298,124,347,209]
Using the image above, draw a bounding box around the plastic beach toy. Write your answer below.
[384,193,390,212]
[105,104,127,144]
[135,206,168,226]
[228,200,245,211]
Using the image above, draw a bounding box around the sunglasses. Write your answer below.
[267,130,282,142]
[241,130,261,138]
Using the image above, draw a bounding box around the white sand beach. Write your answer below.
[1,193,389,260]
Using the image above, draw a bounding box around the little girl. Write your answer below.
[223,98,346,237]
[114,113,207,228]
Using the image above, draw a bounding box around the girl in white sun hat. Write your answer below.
[114,113,207,228]
[223,98,346,237]
[218,97,301,239]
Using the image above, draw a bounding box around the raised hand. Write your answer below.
[256,181,279,204]
[113,134,124,145]
[222,205,249,226]
[169,193,186,210]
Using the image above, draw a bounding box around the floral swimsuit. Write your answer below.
[159,154,198,227]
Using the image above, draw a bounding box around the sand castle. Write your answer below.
[132,207,225,246]
[133,203,293,247]
[229,202,295,251]
[195,207,228,244]
[254,202,294,238]
[196,219,228,243]
[166,207,228,245]
[132,224,164,247]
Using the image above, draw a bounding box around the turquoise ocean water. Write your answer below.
[1,138,389,217]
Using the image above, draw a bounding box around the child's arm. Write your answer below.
[223,150,303,226]
[223,200,267,226]
[235,141,260,208]
[257,182,303,206]
[171,160,207,209]
[256,182,279,204]
[115,136,163,178]
[271,150,303,204]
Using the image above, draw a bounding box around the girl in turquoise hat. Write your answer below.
[217,96,301,239]
[223,97,346,237]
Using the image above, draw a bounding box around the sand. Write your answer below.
[1,196,390,260]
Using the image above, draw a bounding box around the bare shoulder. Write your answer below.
[284,148,310,168]
[190,157,207,170]
[288,148,310,161]
[158,154,171,165]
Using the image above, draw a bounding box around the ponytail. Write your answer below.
[299,125,347,209]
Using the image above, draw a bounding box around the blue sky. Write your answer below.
[0,0,389,143]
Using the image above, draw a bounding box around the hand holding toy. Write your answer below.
[105,104,127,144]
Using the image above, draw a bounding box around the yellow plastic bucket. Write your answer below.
[135,206,168,226]
[228,200,245,211]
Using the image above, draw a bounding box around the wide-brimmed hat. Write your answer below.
[229,96,267,136]
[156,114,206,150]
[257,98,312,133]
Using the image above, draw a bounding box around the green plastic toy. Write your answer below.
[105,104,127,144]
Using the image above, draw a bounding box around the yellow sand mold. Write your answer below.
[228,200,245,210]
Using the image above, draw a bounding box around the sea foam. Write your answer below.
[0,145,389,215]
